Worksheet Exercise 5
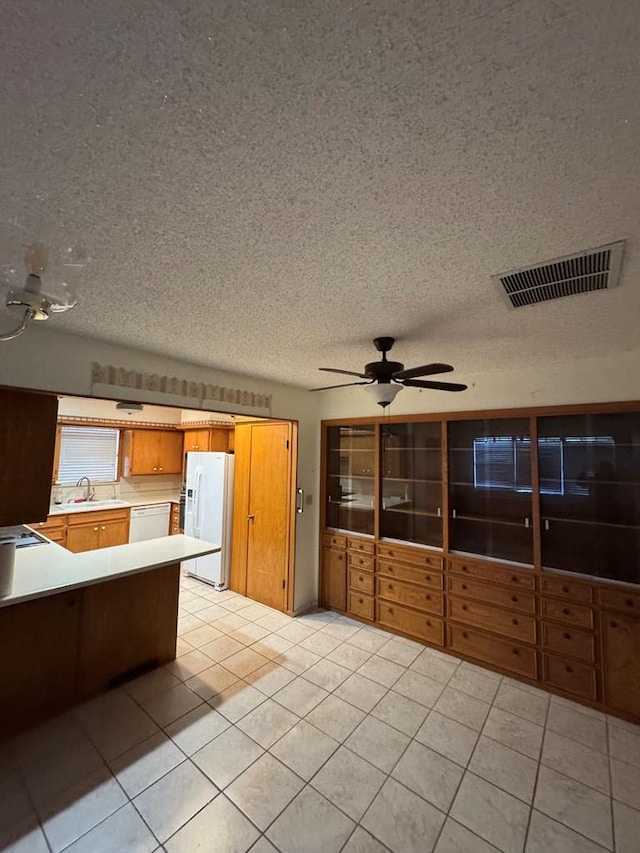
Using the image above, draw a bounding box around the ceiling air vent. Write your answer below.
[492,241,625,309]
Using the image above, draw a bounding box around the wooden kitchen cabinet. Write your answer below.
[601,610,640,717]
[321,534,347,611]
[66,509,130,553]
[29,514,68,546]
[0,388,58,525]
[183,429,211,453]
[122,429,183,476]
[170,502,181,535]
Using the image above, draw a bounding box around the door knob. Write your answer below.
[247,514,255,520]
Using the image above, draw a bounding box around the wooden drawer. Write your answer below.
[29,515,67,533]
[448,557,535,590]
[377,559,443,589]
[348,553,374,572]
[543,654,597,701]
[598,587,640,616]
[540,598,594,629]
[541,623,595,663]
[347,537,375,555]
[540,574,593,603]
[377,543,443,569]
[323,532,347,550]
[448,624,537,680]
[447,576,535,614]
[448,597,536,644]
[377,577,444,616]
[348,592,374,621]
[67,508,130,526]
[377,602,444,645]
[349,569,374,595]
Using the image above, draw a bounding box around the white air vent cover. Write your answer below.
[492,241,625,309]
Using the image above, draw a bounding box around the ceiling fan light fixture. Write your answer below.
[115,401,144,415]
[365,383,403,408]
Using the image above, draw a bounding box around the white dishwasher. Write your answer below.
[128,504,171,543]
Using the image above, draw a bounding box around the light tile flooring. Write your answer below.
[2,576,640,852]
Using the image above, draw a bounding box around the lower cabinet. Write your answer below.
[321,535,347,611]
[65,509,131,553]
[601,610,640,717]
[320,531,640,722]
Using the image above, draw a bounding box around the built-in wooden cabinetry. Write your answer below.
[121,429,183,476]
[31,508,131,553]
[0,389,58,525]
[169,502,181,535]
[182,427,231,454]
[321,403,640,722]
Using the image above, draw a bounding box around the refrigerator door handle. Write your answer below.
[194,467,204,538]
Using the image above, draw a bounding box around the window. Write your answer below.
[56,426,120,484]
[473,435,615,496]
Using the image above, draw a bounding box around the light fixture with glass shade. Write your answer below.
[364,382,404,409]
[0,241,84,341]
[115,402,144,415]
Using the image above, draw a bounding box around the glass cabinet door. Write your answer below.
[448,418,534,564]
[380,422,443,547]
[325,425,375,535]
[538,412,640,583]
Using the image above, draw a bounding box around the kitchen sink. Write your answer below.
[50,499,131,513]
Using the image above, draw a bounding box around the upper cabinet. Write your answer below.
[182,427,231,455]
[325,425,375,536]
[380,422,442,547]
[448,418,534,565]
[121,429,183,476]
[538,412,640,584]
[0,389,58,525]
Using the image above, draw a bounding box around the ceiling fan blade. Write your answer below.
[402,379,467,392]
[393,363,454,380]
[318,368,369,378]
[309,381,373,392]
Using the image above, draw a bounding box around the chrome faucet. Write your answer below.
[76,476,95,502]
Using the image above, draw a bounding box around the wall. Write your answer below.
[58,396,183,424]
[316,348,640,421]
[0,327,319,612]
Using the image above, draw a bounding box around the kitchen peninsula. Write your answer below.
[0,534,220,739]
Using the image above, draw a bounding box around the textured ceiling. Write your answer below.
[2,0,640,389]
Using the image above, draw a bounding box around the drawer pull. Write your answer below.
[425,619,432,627]
[562,608,570,615]
[388,607,393,614]
[425,594,431,601]
[626,599,635,608]
[387,584,394,590]
[425,575,432,582]
[563,632,571,640]
[610,620,618,628]
[94,526,99,531]
[358,598,363,605]
[462,565,469,572]
[565,665,573,674]
[388,551,395,557]
[462,584,468,591]
[562,585,569,593]
[511,596,518,603]
[511,575,518,583]
[513,648,519,656]
[512,618,519,625]
[358,576,364,582]
[462,604,468,611]
[462,631,468,638]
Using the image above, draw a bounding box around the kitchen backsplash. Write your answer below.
[51,474,182,505]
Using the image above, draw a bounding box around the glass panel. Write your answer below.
[325,424,375,535]
[380,422,442,547]
[538,412,640,583]
[448,418,533,564]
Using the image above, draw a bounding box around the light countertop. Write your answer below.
[1,534,219,608]
[48,493,181,515]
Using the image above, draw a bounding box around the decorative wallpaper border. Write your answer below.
[90,362,272,415]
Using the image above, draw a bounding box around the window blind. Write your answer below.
[56,426,120,484]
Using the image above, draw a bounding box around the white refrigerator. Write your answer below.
[183,452,234,589]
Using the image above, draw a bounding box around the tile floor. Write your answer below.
[2,575,640,852]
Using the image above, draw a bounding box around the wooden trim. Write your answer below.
[441,420,449,553]
[287,421,299,615]
[58,417,182,430]
[530,415,542,571]
[373,423,381,541]
[321,399,640,428]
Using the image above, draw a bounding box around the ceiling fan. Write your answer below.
[310,337,467,408]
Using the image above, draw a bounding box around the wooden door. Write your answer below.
[66,522,100,553]
[157,431,183,474]
[98,517,130,548]
[321,547,346,610]
[130,431,160,474]
[232,422,295,611]
[602,612,640,717]
[0,389,58,525]
[183,429,210,453]
[209,428,229,452]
